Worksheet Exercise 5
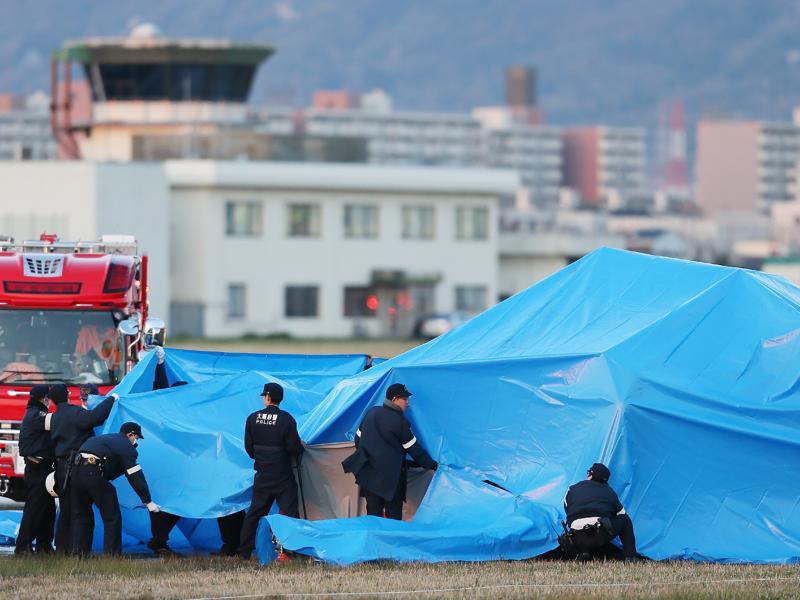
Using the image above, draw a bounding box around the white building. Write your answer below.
[0,93,55,160]
[255,107,563,207]
[166,161,516,338]
[0,160,516,339]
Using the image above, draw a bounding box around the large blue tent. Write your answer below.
[258,248,800,564]
[11,248,799,563]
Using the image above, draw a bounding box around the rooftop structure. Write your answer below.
[50,24,274,159]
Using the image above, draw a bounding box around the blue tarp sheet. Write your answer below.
[11,248,800,564]
[256,248,800,564]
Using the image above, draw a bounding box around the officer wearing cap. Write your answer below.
[71,422,160,555]
[15,384,56,555]
[78,383,99,409]
[563,462,638,561]
[45,382,117,554]
[236,382,304,559]
[348,383,437,520]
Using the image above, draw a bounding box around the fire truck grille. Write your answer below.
[23,254,64,277]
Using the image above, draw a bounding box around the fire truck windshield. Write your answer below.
[0,309,122,386]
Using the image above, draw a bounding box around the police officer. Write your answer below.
[46,383,116,554]
[14,384,55,555]
[236,383,304,560]
[71,422,159,555]
[349,383,437,520]
[563,462,639,561]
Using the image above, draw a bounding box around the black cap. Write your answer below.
[48,384,69,405]
[588,462,611,483]
[260,382,284,403]
[120,422,144,439]
[80,383,99,395]
[386,383,412,400]
[29,384,49,403]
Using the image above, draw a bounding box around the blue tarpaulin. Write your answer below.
[8,248,800,564]
[257,248,800,564]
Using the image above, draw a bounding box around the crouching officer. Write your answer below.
[15,385,56,555]
[46,383,117,554]
[237,383,304,560]
[563,463,639,561]
[345,383,437,520]
[71,422,160,556]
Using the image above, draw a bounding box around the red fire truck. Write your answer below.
[0,234,164,500]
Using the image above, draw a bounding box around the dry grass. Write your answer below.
[2,557,799,600]
[173,337,421,359]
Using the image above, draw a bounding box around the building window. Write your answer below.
[402,205,435,239]
[344,204,379,238]
[225,201,263,236]
[343,286,378,317]
[285,286,319,317]
[288,203,321,238]
[455,206,489,240]
[455,285,487,313]
[227,284,246,319]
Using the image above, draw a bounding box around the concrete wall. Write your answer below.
[95,163,170,319]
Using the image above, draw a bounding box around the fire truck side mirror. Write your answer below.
[118,319,140,337]
[144,317,167,348]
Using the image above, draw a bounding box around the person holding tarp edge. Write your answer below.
[237,382,304,560]
[343,383,438,520]
[561,462,640,562]
[70,422,160,555]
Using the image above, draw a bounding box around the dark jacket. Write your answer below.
[79,432,151,504]
[49,396,115,457]
[351,401,436,501]
[564,479,625,522]
[18,399,54,462]
[243,404,304,482]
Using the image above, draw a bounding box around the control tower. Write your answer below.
[51,23,273,160]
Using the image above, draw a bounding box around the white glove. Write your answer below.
[146,501,160,513]
[110,393,120,401]
[156,347,165,364]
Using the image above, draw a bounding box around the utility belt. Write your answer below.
[73,453,106,471]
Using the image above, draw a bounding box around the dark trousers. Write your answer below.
[363,475,405,520]
[15,460,55,554]
[149,510,245,555]
[70,464,122,556]
[54,457,95,554]
[572,514,637,559]
[218,511,245,555]
[237,472,298,557]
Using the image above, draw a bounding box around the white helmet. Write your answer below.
[45,471,58,497]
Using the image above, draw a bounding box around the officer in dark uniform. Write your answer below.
[236,382,304,559]
[14,384,56,555]
[71,422,160,556]
[46,383,116,554]
[349,383,437,520]
[563,462,639,561]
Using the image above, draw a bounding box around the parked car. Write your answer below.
[412,312,469,339]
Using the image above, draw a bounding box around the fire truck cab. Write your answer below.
[0,233,163,500]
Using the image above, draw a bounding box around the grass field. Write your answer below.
[2,556,799,599]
